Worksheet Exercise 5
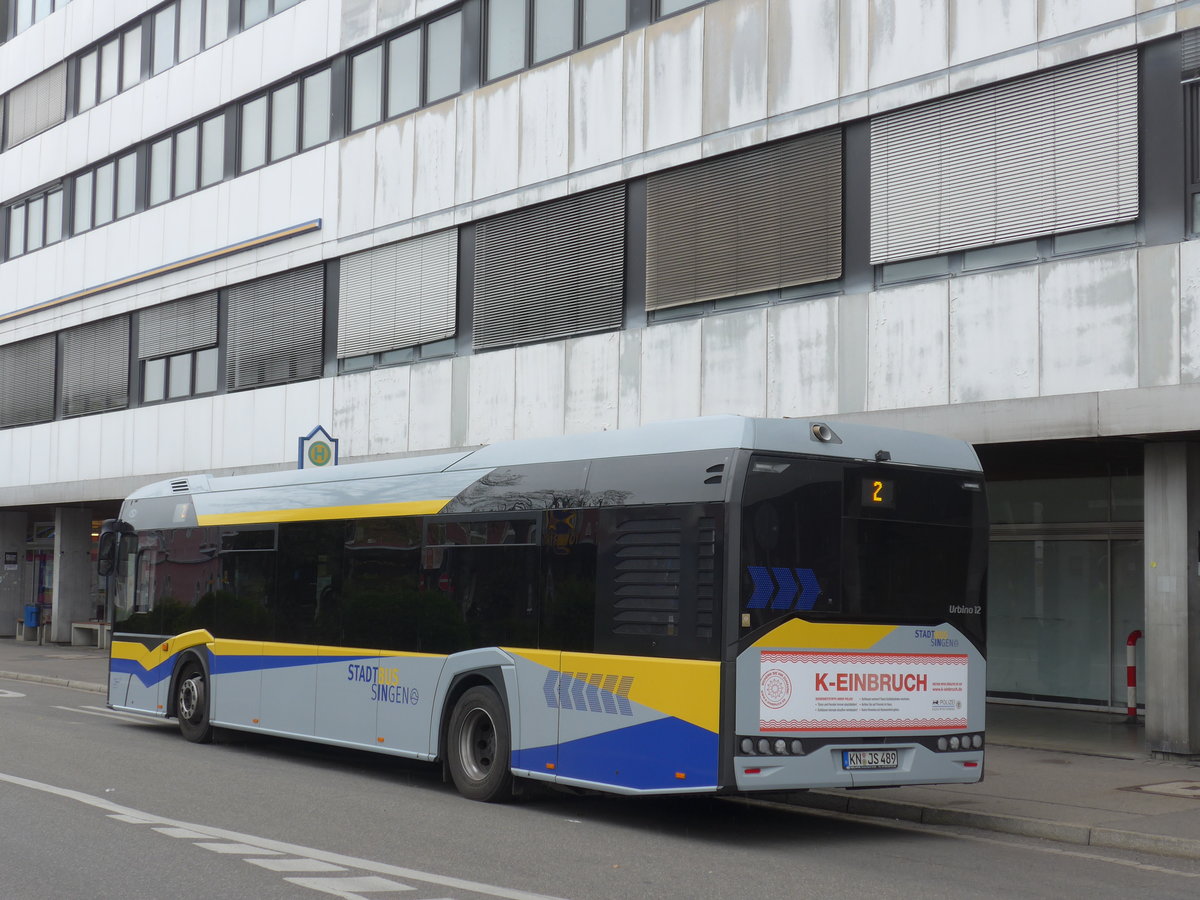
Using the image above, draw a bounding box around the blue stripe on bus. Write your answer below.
[209,654,373,676]
[517,717,718,791]
[110,657,174,687]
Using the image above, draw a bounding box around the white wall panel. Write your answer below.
[412,103,457,217]
[220,390,256,469]
[1038,0,1135,40]
[54,417,80,484]
[1139,244,1180,388]
[333,371,371,460]
[867,281,950,411]
[1178,241,1200,384]
[949,267,1039,404]
[472,80,520,199]
[564,332,620,434]
[839,0,870,97]
[622,30,646,160]
[767,297,838,418]
[374,118,415,230]
[701,309,766,416]
[27,424,51,487]
[453,92,475,210]
[640,320,701,424]
[519,62,570,187]
[467,350,516,446]
[258,155,298,237]
[6,429,31,489]
[250,385,289,465]
[283,380,328,465]
[337,130,377,238]
[767,0,839,118]
[229,25,266,100]
[367,366,411,455]
[1039,251,1138,397]
[702,0,768,135]
[949,0,1036,66]
[570,42,624,173]
[127,406,160,476]
[644,9,704,152]
[98,409,130,480]
[155,402,188,475]
[869,0,947,88]
[514,342,565,439]
[408,358,454,451]
[182,398,214,473]
[84,102,112,164]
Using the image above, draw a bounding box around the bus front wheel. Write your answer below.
[176,660,213,744]
[447,686,512,802]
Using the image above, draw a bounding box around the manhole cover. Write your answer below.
[1128,782,1200,799]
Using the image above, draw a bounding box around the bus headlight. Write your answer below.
[741,738,754,754]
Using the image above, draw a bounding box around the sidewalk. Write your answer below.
[3,638,1200,859]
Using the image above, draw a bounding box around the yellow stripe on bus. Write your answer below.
[195,499,451,526]
[752,618,896,650]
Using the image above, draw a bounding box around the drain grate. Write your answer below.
[1126,782,1200,799]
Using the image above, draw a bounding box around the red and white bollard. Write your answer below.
[1126,629,1143,722]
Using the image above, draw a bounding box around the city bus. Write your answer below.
[99,415,988,802]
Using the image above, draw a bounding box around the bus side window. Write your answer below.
[541,509,598,653]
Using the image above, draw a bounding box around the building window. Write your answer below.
[0,335,56,428]
[658,0,704,16]
[72,151,138,232]
[5,187,64,259]
[9,0,71,39]
[225,265,325,390]
[4,63,67,150]
[474,184,625,349]
[869,50,1139,264]
[138,293,220,403]
[646,130,844,312]
[240,69,329,170]
[59,317,131,418]
[337,230,458,368]
[426,12,463,102]
[484,0,623,83]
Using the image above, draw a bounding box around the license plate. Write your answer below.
[842,749,899,770]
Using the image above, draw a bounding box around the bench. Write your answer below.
[70,621,111,649]
[15,619,37,642]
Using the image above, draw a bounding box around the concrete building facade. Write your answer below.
[0,0,1197,755]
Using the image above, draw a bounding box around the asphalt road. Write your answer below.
[4,678,1200,900]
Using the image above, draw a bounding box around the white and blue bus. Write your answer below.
[100,416,988,801]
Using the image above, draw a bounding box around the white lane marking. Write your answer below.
[195,842,283,855]
[0,770,569,900]
[154,827,212,839]
[286,875,414,895]
[247,858,349,873]
[54,705,148,723]
[107,814,156,824]
[0,689,26,698]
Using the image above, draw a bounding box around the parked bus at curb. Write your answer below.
[99,416,988,802]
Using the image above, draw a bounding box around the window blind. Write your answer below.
[473,184,625,350]
[0,335,56,427]
[870,50,1139,264]
[337,230,457,358]
[645,130,843,311]
[226,265,324,390]
[5,63,67,149]
[60,317,130,417]
[138,292,219,359]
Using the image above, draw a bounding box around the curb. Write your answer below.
[0,670,105,694]
[777,791,1200,861]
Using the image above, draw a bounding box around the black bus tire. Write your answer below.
[446,686,513,802]
[176,660,214,744]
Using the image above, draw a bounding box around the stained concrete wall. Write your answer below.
[0,511,26,637]
[49,507,93,644]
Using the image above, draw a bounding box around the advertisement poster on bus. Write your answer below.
[759,650,968,732]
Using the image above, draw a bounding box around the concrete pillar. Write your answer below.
[50,508,94,644]
[1143,443,1200,758]
[0,511,27,637]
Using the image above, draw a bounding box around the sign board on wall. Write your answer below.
[298,425,339,470]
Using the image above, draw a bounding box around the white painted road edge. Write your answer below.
[0,770,568,900]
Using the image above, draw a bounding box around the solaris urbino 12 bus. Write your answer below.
[99,415,988,802]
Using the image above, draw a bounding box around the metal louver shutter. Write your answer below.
[226,264,324,390]
[337,229,457,358]
[1184,29,1200,80]
[646,130,843,311]
[0,335,56,427]
[870,50,1138,264]
[473,184,625,350]
[5,63,67,148]
[138,292,219,359]
[60,317,130,417]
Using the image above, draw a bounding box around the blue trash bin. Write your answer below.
[23,605,39,629]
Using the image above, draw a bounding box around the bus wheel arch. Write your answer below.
[170,652,214,744]
[441,670,513,802]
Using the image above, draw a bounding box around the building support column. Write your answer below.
[50,508,94,644]
[1143,443,1200,758]
[0,511,27,637]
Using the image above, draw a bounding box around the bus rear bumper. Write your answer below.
[733,743,984,791]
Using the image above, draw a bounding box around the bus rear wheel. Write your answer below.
[176,660,213,744]
[447,686,512,802]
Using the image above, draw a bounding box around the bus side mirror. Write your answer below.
[97,519,130,577]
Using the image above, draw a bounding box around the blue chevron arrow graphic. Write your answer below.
[795,568,820,610]
[747,566,774,608]
[771,567,798,610]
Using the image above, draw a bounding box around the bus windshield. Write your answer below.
[740,455,987,647]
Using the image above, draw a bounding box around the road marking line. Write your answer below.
[107,814,156,824]
[155,827,214,839]
[247,858,349,873]
[0,689,26,698]
[286,875,414,895]
[0,770,568,900]
[195,841,283,855]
